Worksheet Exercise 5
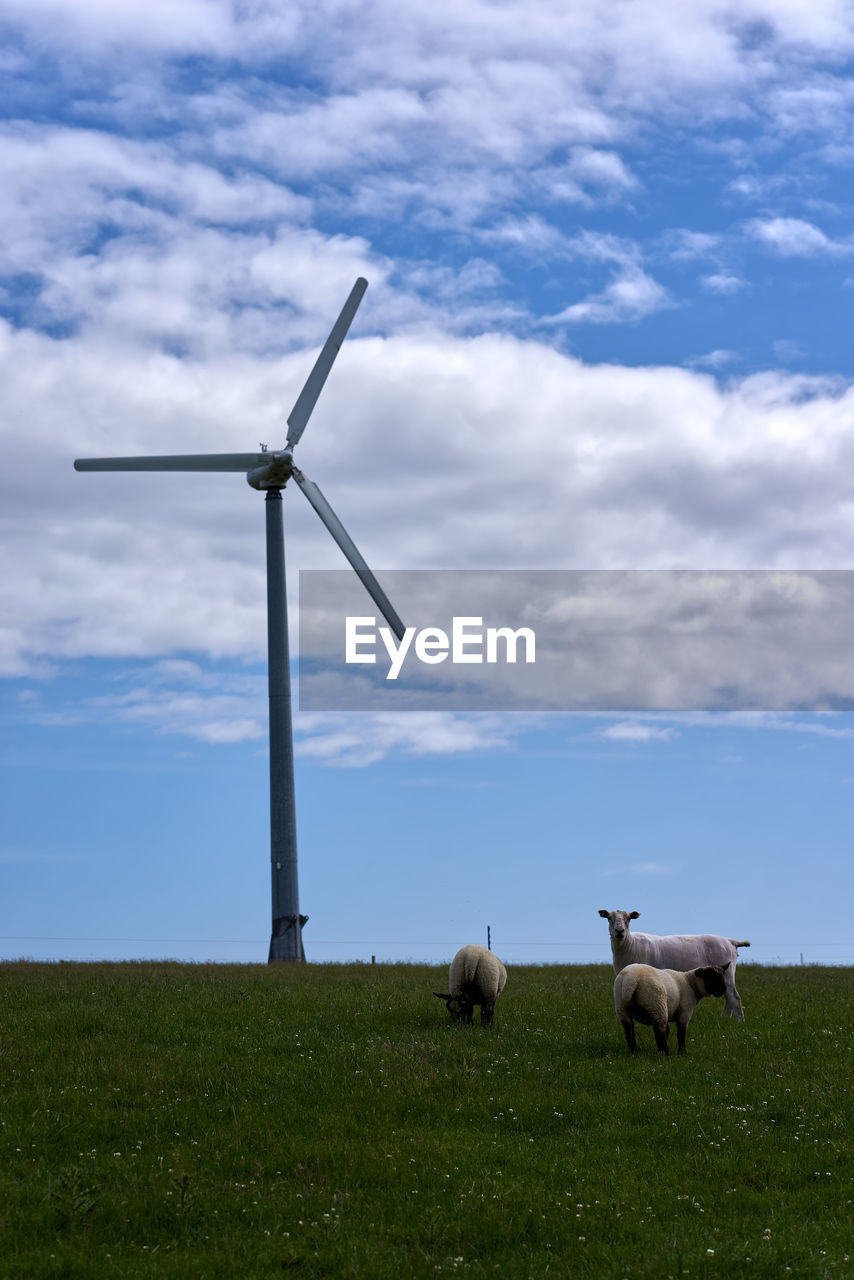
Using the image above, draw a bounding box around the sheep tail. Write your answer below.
[730,939,750,949]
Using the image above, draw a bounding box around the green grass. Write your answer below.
[1,961,852,1278]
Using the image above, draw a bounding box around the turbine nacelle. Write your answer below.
[247,450,294,490]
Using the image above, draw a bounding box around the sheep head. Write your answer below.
[598,908,640,942]
[694,964,729,999]
[433,992,473,1023]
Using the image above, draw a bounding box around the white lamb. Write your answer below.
[614,962,728,1054]
[599,908,750,1020]
[434,944,507,1026]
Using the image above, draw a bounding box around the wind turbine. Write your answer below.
[74,278,404,962]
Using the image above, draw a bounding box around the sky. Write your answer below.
[3,0,854,968]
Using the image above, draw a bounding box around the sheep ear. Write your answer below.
[629,910,640,919]
[598,909,610,918]
[433,992,451,1001]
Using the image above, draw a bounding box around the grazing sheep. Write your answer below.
[434,944,507,1026]
[614,962,728,1054]
[599,908,750,1020]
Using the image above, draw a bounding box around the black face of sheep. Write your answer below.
[696,965,728,999]
[433,992,475,1024]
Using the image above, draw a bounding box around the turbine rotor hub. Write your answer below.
[247,450,294,490]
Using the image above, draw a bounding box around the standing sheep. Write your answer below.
[614,962,728,1054]
[599,908,750,1019]
[434,944,507,1026]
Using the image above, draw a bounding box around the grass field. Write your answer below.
[1,960,851,1278]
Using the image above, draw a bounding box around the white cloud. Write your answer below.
[547,267,672,324]
[211,88,431,182]
[0,123,309,245]
[0,125,376,354]
[702,272,749,294]
[688,348,739,368]
[666,230,723,261]
[4,0,854,699]
[568,147,637,190]
[746,216,850,257]
[600,722,677,742]
[768,82,854,136]
[295,712,516,765]
[538,148,638,206]
[5,0,852,244]
[1,1,852,363]
[7,317,854,681]
[11,651,526,759]
[482,216,573,256]
[1,0,237,54]
[85,663,268,744]
[7,0,853,70]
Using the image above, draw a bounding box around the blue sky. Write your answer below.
[3,0,854,967]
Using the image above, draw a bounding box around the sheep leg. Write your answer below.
[653,1021,670,1055]
[722,973,744,1020]
[677,1021,688,1054]
[480,1002,495,1026]
[619,1015,637,1053]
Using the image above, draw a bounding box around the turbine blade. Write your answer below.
[285,278,368,451]
[74,453,266,472]
[292,467,405,641]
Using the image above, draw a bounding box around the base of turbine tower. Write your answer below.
[268,914,308,963]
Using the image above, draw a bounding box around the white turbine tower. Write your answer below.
[74,279,403,962]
